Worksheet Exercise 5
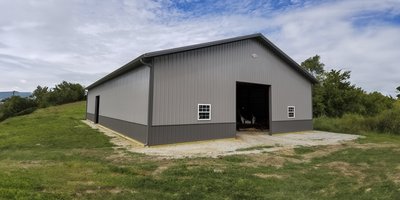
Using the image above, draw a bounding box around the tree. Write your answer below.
[32,81,86,106]
[46,81,85,105]
[32,85,49,107]
[362,91,395,116]
[301,55,325,79]
[397,86,400,99]
[321,69,358,117]
[301,55,396,118]
[301,55,326,117]
[0,96,37,121]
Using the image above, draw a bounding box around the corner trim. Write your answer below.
[141,58,154,146]
[85,90,89,120]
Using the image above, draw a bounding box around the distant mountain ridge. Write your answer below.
[0,91,32,100]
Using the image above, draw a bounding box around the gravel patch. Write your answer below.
[82,120,361,159]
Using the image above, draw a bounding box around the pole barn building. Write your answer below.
[86,33,317,146]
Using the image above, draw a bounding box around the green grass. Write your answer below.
[0,102,400,199]
[356,132,400,144]
[293,146,319,154]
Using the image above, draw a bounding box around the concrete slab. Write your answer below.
[133,131,360,158]
[82,120,361,159]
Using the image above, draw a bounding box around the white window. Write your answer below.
[288,106,295,118]
[198,104,211,120]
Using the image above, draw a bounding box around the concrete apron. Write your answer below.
[82,120,361,159]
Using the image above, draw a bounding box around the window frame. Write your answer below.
[288,106,295,119]
[197,104,211,121]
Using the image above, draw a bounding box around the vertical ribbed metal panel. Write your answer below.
[87,65,150,125]
[152,39,312,126]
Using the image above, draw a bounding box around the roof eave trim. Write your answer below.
[86,55,145,90]
[86,33,318,89]
[142,33,263,58]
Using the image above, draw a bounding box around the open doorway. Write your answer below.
[94,95,100,124]
[236,82,270,131]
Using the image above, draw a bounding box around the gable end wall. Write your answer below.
[151,39,312,126]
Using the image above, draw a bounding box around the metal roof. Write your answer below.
[87,33,318,89]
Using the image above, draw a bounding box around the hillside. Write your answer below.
[0,91,31,100]
[0,102,399,199]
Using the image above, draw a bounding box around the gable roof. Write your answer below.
[87,33,317,89]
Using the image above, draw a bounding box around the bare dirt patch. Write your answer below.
[83,187,126,194]
[16,160,43,169]
[247,154,288,167]
[245,144,350,168]
[351,143,398,149]
[323,161,366,181]
[392,173,400,184]
[302,144,347,161]
[243,149,302,168]
[67,181,95,186]
[152,165,171,177]
[0,160,60,169]
[390,165,400,184]
[254,173,285,179]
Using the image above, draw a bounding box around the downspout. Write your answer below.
[140,57,153,146]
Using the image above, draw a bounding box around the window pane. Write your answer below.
[198,104,211,120]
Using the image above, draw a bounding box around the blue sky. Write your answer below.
[0,0,399,96]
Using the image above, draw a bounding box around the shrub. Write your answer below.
[375,102,400,134]
[32,81,86,107]
[314,114,369,134]
[314,101,400,135]
[0,81,86,122]
[15,107,37,116]
[0,96,37,121]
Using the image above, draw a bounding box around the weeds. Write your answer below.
[314,102,400,135]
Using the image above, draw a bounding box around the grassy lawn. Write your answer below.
[0,102,399,199]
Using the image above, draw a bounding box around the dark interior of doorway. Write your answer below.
[236,82,269,131]
[94,96,100,124]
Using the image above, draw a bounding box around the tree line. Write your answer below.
[303,55,400,134]
[301,55,397,118]
[0,81,85,121]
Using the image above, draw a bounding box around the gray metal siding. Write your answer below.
[152,39,312,126]
[98,115,147,144]
[86,113,95,122]
[86,65,150,125]
[148,123,236,146]
[270,120,313,133]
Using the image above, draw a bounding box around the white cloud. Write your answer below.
[265,0,400,95]
[0,0,399,96]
